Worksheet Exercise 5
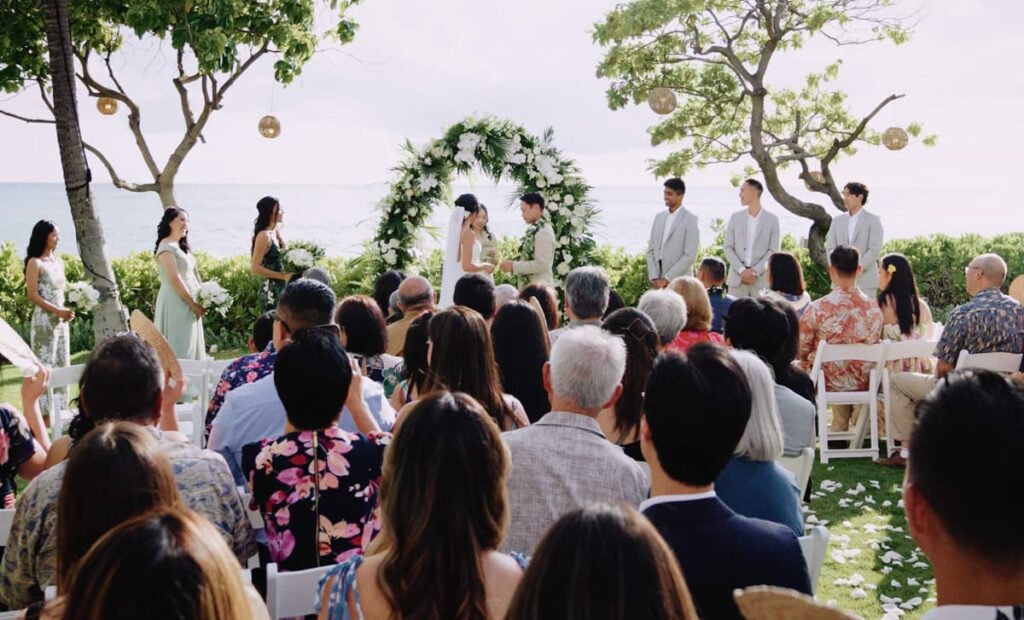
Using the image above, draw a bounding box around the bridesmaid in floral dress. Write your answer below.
[24,220,72,447]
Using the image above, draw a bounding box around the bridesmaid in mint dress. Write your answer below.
[24,219,72,448]
[153,208,206,360]
[249,196,294,310]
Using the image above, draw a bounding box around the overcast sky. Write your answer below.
[1,0,1021,190]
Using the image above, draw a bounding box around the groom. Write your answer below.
[500,192,555,286]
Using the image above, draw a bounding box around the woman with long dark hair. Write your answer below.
[492,300,550,423]
[24,220,72,421]
[250,196,292,309]
[154,207,206,359]
[317,391,524,620]
[878,253,934,372]
[473,204,499,265]
[372,270,406,322]
[505,504,698,620]
[439,194,495,308]
[421,307,529,430]
[334,295,404,397]
[519,283,560,331]
[599,308,659,460]
[762,251,812,316]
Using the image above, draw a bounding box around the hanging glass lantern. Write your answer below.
[258,115,281,139]
[882,127,909,151]
[648,87,677,115]
[96,97,118,115]
[803,170,825,190]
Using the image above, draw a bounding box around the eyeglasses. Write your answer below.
[964,265,980,275]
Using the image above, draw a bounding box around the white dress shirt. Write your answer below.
[848,209,862,241]
[745,210,761,267]
[661,207,680,248]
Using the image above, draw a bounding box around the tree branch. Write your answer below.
[173,48,203,143]
[822,92,904,164]
[0,109,55,124]
[83,142,160,193]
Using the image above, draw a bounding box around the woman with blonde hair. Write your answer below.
[58,508,268,619]
[666,276,724,352]
[317,391,524,620]
[505,503,698,620]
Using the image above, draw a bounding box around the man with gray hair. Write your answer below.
[385,276,434,356]
[638,289,688,348]
[501,326,648,554]
[549,266,610,344]
[879,252,1024,467]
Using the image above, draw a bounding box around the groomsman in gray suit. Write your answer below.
[647,178,699,289]
[825,182,884,297]
[723,179,780,298]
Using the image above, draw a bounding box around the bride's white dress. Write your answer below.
[439,207,488,308]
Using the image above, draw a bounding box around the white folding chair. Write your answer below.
[265,562,333,619]
[237,486,263,569]
[955,350,1023,373]
[798,525,830,594]
[778,447,814,501]
[174,359,211,447]
[0,509,16,548]
[46,364,85,441]
[928,321,943,341]
[209,358,232,379]
[809,341,884,463]
[880,339,939,455]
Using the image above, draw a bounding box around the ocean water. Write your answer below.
[0,182,1018,259]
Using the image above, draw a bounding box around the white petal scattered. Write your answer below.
[842,520,854,528]
[913,561,930,569]
[901,597,924,610]
[891,579,902,588]
[850,588,867,599]
[906,578,919,586]
[882,500,893,507]
[830,550,848,564]
[848,573,865,586]
[882,566,893,574]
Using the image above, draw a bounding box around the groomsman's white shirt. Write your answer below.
[825,208,884,292]
[723,208,780,290]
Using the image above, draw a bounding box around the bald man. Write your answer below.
[386,276,435,356]
[878,253,1024,467]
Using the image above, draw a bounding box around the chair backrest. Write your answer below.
[0,509,15,547]
[48,364,85,390]
[237,486,265,530]
[955,350,1023,373]
[266,562,333,619]
[778,448,814,500]
[928,322,944,341]
[209,358,232,379]
[883,339,938,362]
[810,341,884,388]
[734,585,862,620]
[798,525,830,593]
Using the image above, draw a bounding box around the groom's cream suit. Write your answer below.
[825,208,884,295]
[512,223,556,286]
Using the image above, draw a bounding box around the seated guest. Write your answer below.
[302,266,333,288]
[763,251,812,316]
[248,328,386,570]
[880,253,1024,467]
[549,267,609,344]
[0,335,256,609]
[416,307,529,430]
[724,298,815,455]
[385,276,434,356]
[454,273,497,322]
[904,370,1024,619]
[505,504,698,620]
[878,252,935,371]
[209,280,394,482]
[641,343,811,620]
[386,289,403,324]
[372,270,405,322]
[774,301,817,404]
[492,300,550,423]
[604,288,626,318]
[667,276,725,351]
[798,245,883,432]
[520,283,561,332]
[637,289,687,350]
[494,283,520,309]
[389,311,433,411]
[696,256,734,333]
[502,326,647,554]
[0,373,49,506]
[204,310,278,439]
[335,295,404,397]
[61,509,268,618]
[716,350,804,536]
[317,392,524,619]
[599,308,659,460]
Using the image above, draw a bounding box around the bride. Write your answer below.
[439,194,495,308]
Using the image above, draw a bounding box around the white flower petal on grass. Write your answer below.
[829,550,847,564]
[865,584,878,590]
[882,500,893,507]
[900,597,924,610]
[841,520,853,528]
[913,561,930,569]
[850,588,867,599]
[881,566,893,575]
[848,573,865,586]
[906,578,920,586]
[891,579,902,588]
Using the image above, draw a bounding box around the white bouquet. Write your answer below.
[196,280,234,317]
[284,247,314,270]
[66,281,100,313]
[280,240,325,273]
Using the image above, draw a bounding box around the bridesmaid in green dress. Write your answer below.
[24,219,71,448]
[250,196,294,310]
[153,208,206,360]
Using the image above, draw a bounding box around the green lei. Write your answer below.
[520,222,541,261]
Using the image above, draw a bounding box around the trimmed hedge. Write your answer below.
[1,232,1022,353]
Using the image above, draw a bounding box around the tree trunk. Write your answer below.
[43,0,128,338]
[159,181,178,208]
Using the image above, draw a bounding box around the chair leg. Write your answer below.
[817,403,830,464]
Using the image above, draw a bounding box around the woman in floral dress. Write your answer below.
[877,253,934,374]
[24,220,73,434]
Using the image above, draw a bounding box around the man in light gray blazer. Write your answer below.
[825,182,884,297]
[501,192,555,286]
[723,179,780,298]
[647,177,699,288]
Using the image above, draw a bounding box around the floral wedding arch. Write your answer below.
[370,117,597,282]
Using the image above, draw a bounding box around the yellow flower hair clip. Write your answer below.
[886,264,897,274]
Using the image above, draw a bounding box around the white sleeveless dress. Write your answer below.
[440,238,483,308]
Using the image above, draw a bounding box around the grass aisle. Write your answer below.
[809,457,936,619]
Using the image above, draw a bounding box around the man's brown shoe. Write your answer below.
[875,450,907,468]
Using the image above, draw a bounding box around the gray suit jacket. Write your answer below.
[825,209,884,290]
[647,207,699,281]
[512,223,555,286]
[723,208,781,288]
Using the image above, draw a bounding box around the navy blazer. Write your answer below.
[643,496,811,620]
